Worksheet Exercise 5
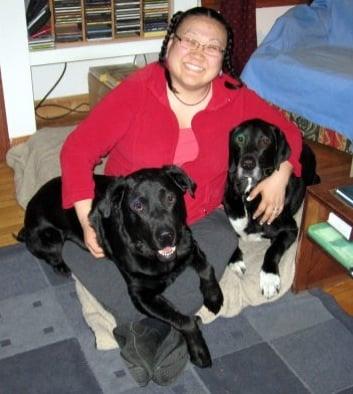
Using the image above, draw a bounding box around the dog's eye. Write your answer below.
[235,134,245,145]
[166,193,176,204]
[131,199,144,212]
[259,136,271,147]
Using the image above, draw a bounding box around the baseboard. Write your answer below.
[11,136,30,146]
[35,94,89,130]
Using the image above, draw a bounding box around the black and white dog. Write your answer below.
[223,119,320,298]
[17,165,223,368]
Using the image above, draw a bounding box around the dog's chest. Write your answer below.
[229,210,263,241]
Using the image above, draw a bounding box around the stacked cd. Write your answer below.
[53,0,83,42]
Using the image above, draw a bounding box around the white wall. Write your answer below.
[0,0,37,138]
[256,6,293,44]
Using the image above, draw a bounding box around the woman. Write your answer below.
[60,7,302,386]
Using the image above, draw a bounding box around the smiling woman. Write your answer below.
[163,13,227,126]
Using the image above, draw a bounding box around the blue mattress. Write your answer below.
[241,0,353,142]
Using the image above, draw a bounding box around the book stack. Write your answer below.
[143,0,169,38]
[53,0,83,42]
[85,0,113,40]
[28,34,55,51]
[336,184,353,208]
[27,2,51,36]
[114,0,141,38]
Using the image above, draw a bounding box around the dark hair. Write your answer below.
[158,6,239,86]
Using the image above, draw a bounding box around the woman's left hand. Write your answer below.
[247,161,293,225]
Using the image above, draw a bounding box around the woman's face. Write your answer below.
[166,15,227,92]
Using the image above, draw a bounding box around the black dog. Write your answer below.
[17,165,223,368]
[223,119,320,298]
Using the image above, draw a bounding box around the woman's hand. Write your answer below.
[74,199,105,258]
[247,161,293,225]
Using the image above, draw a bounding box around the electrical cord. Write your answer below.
[35,62,89,120]
[35,102,90,120]
[35,55,148,121]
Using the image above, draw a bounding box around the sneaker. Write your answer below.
[152,324,189,386]
[113,318,188,387]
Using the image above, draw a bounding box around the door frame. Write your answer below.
[0,68,10,161]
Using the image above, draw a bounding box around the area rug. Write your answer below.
[1,243,353,394]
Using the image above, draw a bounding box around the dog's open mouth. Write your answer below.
[157,246,176,259]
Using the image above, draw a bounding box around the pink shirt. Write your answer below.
[173,128,199,166]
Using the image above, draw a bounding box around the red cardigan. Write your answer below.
[60,62,302,224]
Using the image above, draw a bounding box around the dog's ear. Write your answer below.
[228,127,241,174]
[90,177,126,220]
[271,126,291,170]
[163,165,196,197]
[88,177,126,259]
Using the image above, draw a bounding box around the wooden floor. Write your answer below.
[1,138,353,314]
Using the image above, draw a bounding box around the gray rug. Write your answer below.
[1,243,353,394]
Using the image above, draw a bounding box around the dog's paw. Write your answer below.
[190,346,212,369]
[228,260,246,277]
[188,336,212,369]
[53,263,72,277]
[203,285,224,315]
[184,319,212,368]
[246,233,263,242]
[260,270,280,299]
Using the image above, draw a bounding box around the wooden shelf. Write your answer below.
[48,0,171,44]
[29,35,164,65]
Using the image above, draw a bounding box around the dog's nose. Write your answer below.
[240,155,256,171]
[157,229,175,246]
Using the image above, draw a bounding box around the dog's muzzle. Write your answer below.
[156,228,177,261]
[236,153,262,191]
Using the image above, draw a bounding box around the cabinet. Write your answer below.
[293,176,353,292]
[49,0,171,44]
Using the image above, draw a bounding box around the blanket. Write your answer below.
[241,0,353,143]
[6,126,105,209]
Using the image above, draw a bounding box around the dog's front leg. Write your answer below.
[131,292,212,368]
[191,245,224,316]
[261,226,298,298]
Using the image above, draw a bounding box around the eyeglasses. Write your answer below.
[174,34,225,57]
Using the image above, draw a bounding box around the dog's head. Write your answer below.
[228,119,291,194]
[90,165,196,270]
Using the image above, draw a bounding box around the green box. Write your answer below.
[307,222,353,275]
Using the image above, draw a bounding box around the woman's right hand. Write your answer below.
[74,199,105,258]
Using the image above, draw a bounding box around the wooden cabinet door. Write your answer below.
[0,69,10,162]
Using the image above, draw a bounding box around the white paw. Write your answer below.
[246,233,263,242]
[260,270,281,299]
[229,260,247,277]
